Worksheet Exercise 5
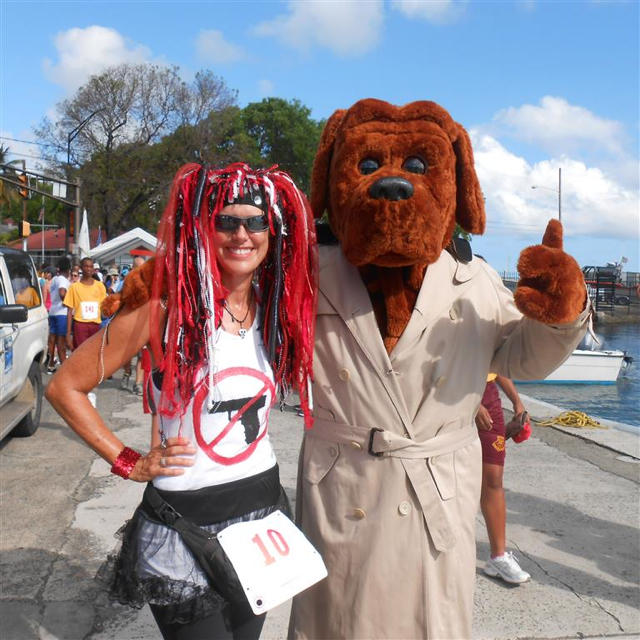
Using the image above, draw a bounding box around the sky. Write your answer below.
[1,0,638,272]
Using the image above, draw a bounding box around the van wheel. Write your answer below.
[12,362,43,437]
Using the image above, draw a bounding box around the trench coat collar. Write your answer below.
[390,250,483,361]
[318,246,483,432]
[318,245,391,376]
[318,246,415,431]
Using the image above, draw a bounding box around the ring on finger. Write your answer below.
[160,457,166,468]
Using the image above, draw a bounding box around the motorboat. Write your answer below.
[517,333,633,385]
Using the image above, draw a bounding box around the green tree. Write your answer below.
[0,144,24,212]
[34,65,237,236]
[241,98,324,193]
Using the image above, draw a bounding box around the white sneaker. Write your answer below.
[484,552,531,584]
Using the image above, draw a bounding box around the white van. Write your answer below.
[0,247,49,438]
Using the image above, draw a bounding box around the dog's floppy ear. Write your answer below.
[453,124,485,235]
[310,109,347,218]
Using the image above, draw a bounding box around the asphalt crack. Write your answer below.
[511,541,626,634]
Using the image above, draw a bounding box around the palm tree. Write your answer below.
[0,143,24,211]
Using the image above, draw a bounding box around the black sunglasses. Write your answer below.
[215,214,269,233]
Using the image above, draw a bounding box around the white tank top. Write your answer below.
[152,320,277,491]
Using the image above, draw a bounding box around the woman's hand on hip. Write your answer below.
[130,437,196,483]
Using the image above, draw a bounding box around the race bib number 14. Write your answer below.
[217,510,327,614]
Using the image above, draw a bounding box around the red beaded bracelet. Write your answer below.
[111,447,142,479]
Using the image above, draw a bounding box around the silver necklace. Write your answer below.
[223,290,253,338]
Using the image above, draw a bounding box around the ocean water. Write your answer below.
[517,323,640,428]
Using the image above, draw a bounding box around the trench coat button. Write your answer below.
[353,508,366,519]
[350,441,362,451]
[435,375,447,388]
[328,446,338,457]
[449,306,459,321]
[339,368,351,381]
[398,501,411,516]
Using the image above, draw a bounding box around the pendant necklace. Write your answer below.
[223,289,253,338]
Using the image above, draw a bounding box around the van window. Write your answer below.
[0,272,6,306]
[4,254,41,309]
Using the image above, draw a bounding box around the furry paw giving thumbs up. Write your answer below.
[514,219,587,325]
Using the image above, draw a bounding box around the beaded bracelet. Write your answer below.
[110,446,142,479]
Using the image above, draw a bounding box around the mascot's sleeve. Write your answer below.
[483,261,591,381]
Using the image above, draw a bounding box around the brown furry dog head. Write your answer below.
[311,99,485,268]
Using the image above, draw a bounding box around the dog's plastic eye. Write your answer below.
[403,156,427,174]
[359,158,379,175]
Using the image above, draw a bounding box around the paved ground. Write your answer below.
[1,373,638,640]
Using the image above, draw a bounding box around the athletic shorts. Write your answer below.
[48,315,67,336]
[73,321,101,349]
[478,381,506,466]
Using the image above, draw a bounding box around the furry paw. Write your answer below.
[101,259,157,317]
[514,220,586,324]
[121,258,156,309]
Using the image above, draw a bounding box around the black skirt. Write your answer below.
[98,464,289,624]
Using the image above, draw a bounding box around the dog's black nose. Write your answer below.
[369,176,414,201]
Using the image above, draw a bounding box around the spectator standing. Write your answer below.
[64,257,107,350]
[120,257,146,394]
[105,267,121,295]
[46,257,72,373]
[42,266,56,311]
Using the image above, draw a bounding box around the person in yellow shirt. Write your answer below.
[15,285,40,308]
[11,266,41,309]
[64,257,107,350]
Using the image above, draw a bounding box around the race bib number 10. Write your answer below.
[217,510,327,614]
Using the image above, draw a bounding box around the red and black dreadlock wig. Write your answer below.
[149,162,318,428]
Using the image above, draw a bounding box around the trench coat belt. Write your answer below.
[308,418,479,553]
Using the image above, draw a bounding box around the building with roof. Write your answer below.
[7,228,104,268]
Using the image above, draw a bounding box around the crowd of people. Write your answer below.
[37,258,147,392]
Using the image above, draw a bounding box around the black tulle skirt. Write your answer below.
[98,465,288,625]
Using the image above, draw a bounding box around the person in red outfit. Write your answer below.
[476,374,531,584]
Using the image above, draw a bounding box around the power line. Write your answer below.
[2,150,46,161]
[0,135,56,148]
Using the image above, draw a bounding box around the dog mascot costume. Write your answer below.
[107,99,589,640]
[287,99,589,640]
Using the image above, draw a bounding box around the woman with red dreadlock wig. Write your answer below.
[46,162,317,639]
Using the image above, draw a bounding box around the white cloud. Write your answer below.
[492,96,626,157]
[258,79,275,97]
[469,131,639,240]
[43,26,153,93]
[253,1,385,57]
[196,29,246,64]
[391,0,467,24]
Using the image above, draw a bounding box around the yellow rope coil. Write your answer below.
[536,410,608,429]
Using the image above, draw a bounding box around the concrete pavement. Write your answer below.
[1,374,638,639]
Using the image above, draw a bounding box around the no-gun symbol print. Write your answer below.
[193,367,275,466]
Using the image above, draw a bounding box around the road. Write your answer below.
[1,373,638,639]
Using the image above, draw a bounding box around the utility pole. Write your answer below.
[20,160,27,252]
[558,167,562,223]
[66,109,104,256]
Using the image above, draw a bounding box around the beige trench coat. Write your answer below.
[289,245,590,640]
